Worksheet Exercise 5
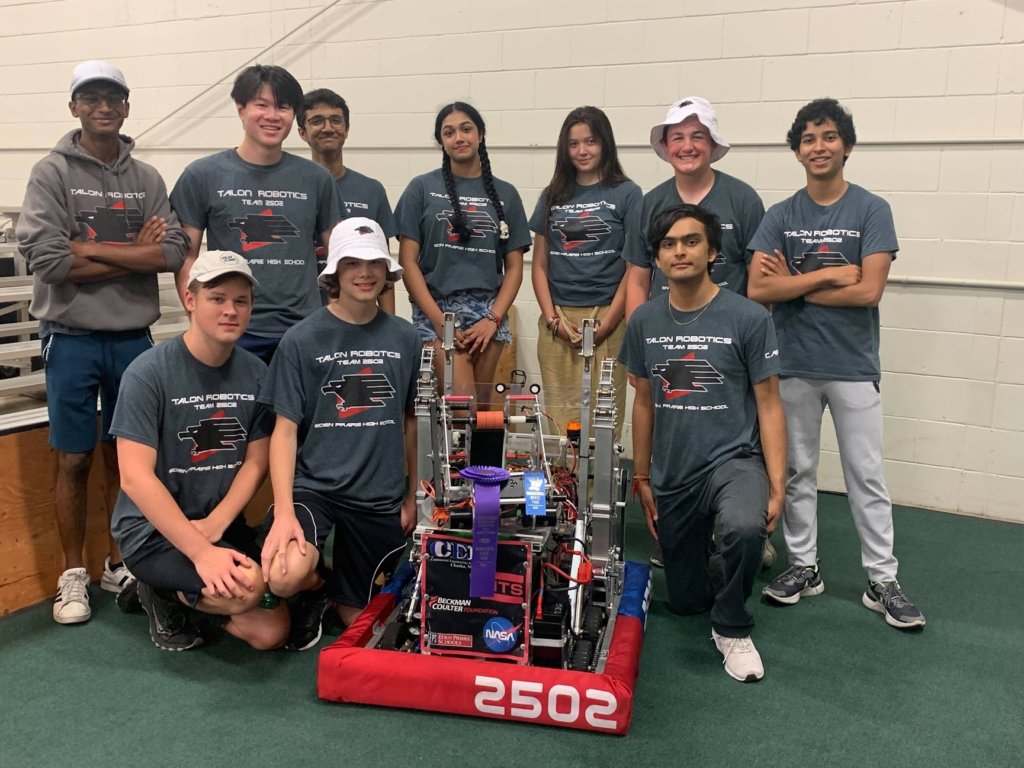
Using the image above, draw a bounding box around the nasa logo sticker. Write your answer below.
[482,617,518,653]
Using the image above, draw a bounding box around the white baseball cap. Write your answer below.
[650,97,730,163]
[188,250,259,287]
[318,217,403,289]
[70,60,130,98]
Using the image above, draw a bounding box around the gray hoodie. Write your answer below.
[17,130,189,333]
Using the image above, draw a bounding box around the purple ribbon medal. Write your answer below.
[459,465,510,598]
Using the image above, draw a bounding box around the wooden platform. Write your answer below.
[0,424,110,615]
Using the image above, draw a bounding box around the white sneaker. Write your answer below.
[711,629,764,682]
[101,557,133,594]
[53,568,91,624]
[762,539,776,569]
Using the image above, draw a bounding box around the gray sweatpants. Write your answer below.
[779,377,898,582]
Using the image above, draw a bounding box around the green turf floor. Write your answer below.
[2,492,1022,768]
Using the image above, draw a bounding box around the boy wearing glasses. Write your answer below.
[17,60,190,625]
[298,88,397,312]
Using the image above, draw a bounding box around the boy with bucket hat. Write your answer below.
[258,218,421,651]
[624,97,765,309]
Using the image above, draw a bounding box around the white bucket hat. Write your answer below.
[318,217,403,289]
[650,97,730,163]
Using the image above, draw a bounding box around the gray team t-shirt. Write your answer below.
[259,307,421,513]
[335,168,396,237]
[618,289,780,497]
[529,180,642,306]
[109,336,274,559]
[394,169,532,297]
[170,150,341,337]
[746,183,898,381]
[623,172,764,297]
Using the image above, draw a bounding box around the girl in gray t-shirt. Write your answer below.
[529,106,642,437]
[395,102,531,406]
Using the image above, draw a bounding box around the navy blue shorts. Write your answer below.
[236,332,280,365]
[41,329,152,454]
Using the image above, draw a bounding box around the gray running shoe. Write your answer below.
[138,582,203,651]
[762,562,824,605]
[863,581,926,629]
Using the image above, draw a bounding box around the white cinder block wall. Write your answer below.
[2,0,1023,523]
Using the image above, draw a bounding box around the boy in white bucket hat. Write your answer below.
[259,218,420,651]
[624,97,764,311]
[623,97,768,570]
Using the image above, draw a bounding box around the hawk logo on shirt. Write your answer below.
[436,207,498,241]
[652,353,724,398]
[551,210,612,250]
[228,209,300,252]
[321,366,395,419]
[790,244,850,274]
[177,410,248,463]
[75,202,144,244]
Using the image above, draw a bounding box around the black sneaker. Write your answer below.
[863,581,926,628]
[762,562,824,605]
[285,583,332,651]
[650,544,664,569]
[137,582,203,651]
[115,576,141,614]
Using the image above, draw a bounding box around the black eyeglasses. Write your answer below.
[306,115,345,128]
[76,93,127,108]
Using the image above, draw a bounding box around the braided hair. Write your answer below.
[434,102,509,241]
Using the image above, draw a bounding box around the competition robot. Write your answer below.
[317,316,652,735]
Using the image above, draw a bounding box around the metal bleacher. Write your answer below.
[0,206,189,406]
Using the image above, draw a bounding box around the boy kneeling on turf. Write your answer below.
[111,252,288,651]
[260,217,420,651]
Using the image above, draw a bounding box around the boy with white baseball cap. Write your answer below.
[18,59,190,625]
[110,251,290,652]
[259,218,420,651]
[622,97,767,570]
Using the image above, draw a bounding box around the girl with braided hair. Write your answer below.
[529,106,642,440]
[395,102,531,407]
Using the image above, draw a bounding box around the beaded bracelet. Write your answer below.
[545,315,558,330]
[484,309,501,325]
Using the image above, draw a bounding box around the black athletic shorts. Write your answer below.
[263,490,407,610]
[124,518,262,608]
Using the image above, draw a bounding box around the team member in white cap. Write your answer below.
[622,97,766,569]
[17,60,189,624]
[110,251,289,652]
[624,97,764,309]
[259,218,421,651]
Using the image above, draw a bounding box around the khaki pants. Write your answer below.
[536,305,627,442]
